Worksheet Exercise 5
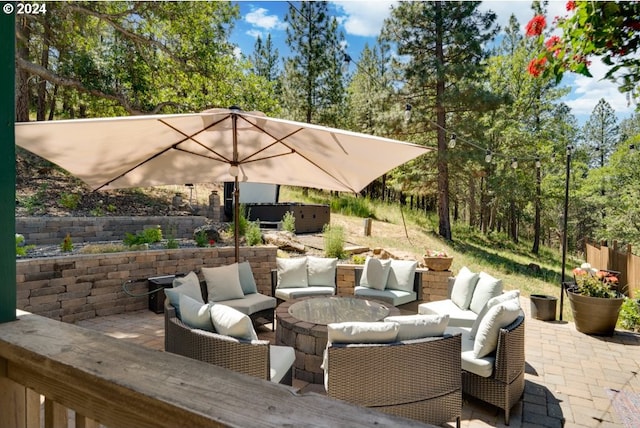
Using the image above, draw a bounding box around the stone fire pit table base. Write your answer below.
[275,296,400,384]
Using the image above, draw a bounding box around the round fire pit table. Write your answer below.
[275,296,400,384]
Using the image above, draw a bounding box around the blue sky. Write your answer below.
[230,1,635,126]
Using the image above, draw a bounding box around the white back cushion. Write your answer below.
[164,271,204,316]
[202,264,245,302]
[307,256,337,287]
[238,261,258,294]
[450,266,479,310]
[327,321,398,344]
[179,294,214,331]
[210,304,258,341]
[277,257,308,289]
[359,257,392,290]
[473,298,521,358]
[469,271,503,314]
[386,260,418,292]
[384,314,449,340]
[470,290,520,339]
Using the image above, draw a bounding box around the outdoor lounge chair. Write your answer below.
[324,327,461,427]
[460,315,525,425]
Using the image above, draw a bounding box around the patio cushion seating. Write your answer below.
[166,263,275,331]
[164,299,294,385]
[210,302,259,341]
[353,259,422,306]
[179,294,214,332]
[445,305,525,425]
[271,256,337,303]
[470,290,521,339]
[202,264,245,302]
[418,268,503,327]
[384,314,449,341]
[323,320,461,427]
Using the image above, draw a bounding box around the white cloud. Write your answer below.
[245,7,288,31]
[245,29,263,40]
[331,1,397,37]
[478,1,566,34]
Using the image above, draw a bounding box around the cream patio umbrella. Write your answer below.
[15,107,431,261]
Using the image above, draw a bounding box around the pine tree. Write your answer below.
[582,99,619,169]
[251,34,280,82]
[282,1,346,126]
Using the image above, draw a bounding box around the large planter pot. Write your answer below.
[422,256,453,271]
[567,291,624,336]
[530,294,557,321]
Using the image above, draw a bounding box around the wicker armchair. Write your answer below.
[325,333,461,427]
[164,300,293,385]
[462,315,525,425]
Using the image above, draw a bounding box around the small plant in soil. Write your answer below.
[60,233,74,252]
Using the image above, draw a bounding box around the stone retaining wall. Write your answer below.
[15,216,209,245]
[16,250,450,324]
[16,246,277,323]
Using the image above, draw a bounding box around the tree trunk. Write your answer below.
[15,16,31,122]
[510,200,518,243]
[532,164,541,254]
[435,1,451,241]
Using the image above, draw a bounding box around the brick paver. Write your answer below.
[77,296,640,427]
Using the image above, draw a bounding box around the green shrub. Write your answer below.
[166,238,179,249]
[124,226,162,246]
[228,205,249,237]
[323,224,346,259]
[352,254,366,265]
[618,296,640,331]
[79,243,129,254]
[281,211,296,233]
[194,230,209,247]
[59,192,80,210]
[15,234,35,256]
[245,220,263,246]
[60,233,74,252]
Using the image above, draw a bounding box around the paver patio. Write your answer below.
[77,296,640,427]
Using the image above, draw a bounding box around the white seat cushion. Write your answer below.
[275,286,335,301]
[470,290,521,339]
[327,321,399,344]
[354,286,416,306]
[418,299,477,327]
[269,345,295,384]
[178,294,214,332]
[220,292,276,316]
[445,326,495,378]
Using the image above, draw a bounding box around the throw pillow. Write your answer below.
[384,314,449,340]
[470,290,521,339]
[179,294,214,331]
[450,266,480,310]
[469,271,504,314]
[210,304,258,341]
[359,257,392,290]
[385,260,418,292]
[276,257,308,289]
[164,271,204,316]
[327,321,398,344]
[473,298,522,358]
[238,261,258,295]
[202,264,245,303]
[307,256,338,287]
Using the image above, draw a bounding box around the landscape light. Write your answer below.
[448,134,456,149]
[511,158,518,169]
[485,150,492,163]
[404,104,412,123]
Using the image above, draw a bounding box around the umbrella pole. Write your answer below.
[234,175,239,262]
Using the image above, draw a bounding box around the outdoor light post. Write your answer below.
[559,144,573,321]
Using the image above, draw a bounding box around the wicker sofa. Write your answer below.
[164,299,294,385]
[324,332,461,427]
[353,263,424,306]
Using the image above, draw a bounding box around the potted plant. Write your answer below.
[567,264,624,336]
[423,249,453,271]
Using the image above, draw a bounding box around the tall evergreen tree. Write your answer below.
[382,1,498,240]
[582,98,619,169]
[251,34,280,82]
[282,1,346,126]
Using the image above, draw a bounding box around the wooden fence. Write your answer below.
[585,240,639,298]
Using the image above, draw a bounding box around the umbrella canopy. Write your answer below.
[16,108,431,259]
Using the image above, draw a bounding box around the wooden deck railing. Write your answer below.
[0,311,426,428]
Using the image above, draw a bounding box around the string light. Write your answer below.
[485,150,492,163]
[448,133,456,149]
[404,104,412,123]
